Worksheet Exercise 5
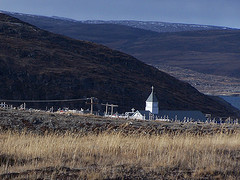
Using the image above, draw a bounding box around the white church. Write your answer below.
[129,86,206,122]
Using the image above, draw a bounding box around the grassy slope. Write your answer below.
[12,14,240,78]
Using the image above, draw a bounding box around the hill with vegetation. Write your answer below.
[0,13,239,117]
[7,12,240,79]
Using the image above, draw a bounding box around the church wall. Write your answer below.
[146,102,159,114]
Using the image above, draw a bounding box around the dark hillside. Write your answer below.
[9,13,240,79]
[0,13,238,117]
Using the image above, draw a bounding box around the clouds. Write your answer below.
[1,0,240,28]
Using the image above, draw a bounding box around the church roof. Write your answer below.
[146,86,158,102]
[138,110,151,116]
[133,110,151,120]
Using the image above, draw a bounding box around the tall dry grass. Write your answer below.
[0,131,240,178]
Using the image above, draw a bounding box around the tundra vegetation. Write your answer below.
[1,129,240,179]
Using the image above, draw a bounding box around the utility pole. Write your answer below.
[110,104,118,115]
[90,97,93,114]
[101,102,109,115]
[86,97,98,115]
[101,103,118,116]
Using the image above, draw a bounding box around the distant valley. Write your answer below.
[157,65,240,96]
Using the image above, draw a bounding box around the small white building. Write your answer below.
[130,110,154,120]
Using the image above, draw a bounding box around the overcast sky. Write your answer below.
[1,0,240,28]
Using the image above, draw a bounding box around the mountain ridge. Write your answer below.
[81,20,234,33]
[3,11,235,33]
[0,13,239,117]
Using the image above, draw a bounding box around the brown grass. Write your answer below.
[1,131,240,179]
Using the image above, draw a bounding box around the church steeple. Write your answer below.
[145,86,159,114]
[146,86,158,103]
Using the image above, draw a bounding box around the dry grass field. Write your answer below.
[1,108,240,179]
[1,130,240,179]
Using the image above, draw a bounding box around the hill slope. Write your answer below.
[0,13,238,117]
[8,12,240,79]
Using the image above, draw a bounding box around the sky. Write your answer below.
[1,0,240,28]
